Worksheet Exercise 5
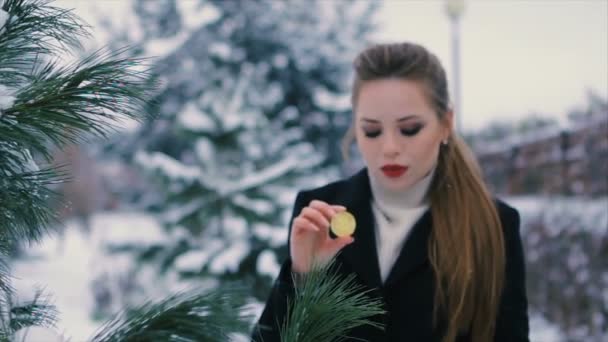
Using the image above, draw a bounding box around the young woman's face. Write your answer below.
[355,79,452,192]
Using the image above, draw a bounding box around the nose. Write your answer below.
[382,131,400,158]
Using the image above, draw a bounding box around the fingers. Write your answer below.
[292,216,319,234]
[309,200,346,219]
[300,207,329,229]
[332,205,347,212]
[308,200,347,234]
[292,199,348,237]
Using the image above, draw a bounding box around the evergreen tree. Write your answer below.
[96,0,378,306]
[0,0,249,339]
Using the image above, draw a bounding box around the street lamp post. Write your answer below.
[445,0,466,133]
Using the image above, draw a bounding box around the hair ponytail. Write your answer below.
[428,135,505,342]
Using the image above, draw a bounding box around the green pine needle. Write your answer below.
[90,286,253,342]
[0,287,58,338]
[280,259,386,342]
[0,0,89,88]
[7,289,58,333]
[0,259,11,298]
[0,165,66,245]
[0,47,157,159]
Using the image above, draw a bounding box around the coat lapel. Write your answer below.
[334,168,433,290]
[383,210,432,288]
[334,168,383,289]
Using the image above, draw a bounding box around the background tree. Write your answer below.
[0,0,249,339]
[92,0,379,308]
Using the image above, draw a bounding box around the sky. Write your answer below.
[373,0,608,131]
[55,0,608,132]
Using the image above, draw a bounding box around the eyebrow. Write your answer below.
[359,115,419,123]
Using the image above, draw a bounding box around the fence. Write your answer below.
[475,115,608,197]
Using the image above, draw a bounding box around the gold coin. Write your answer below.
[330,211,356,237]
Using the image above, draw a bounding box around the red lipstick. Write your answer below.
[381,164,408,178]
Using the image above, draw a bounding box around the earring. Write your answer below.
[442,139,448,146]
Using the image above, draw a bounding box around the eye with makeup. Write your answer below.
[400,124,424,136]
[363,129,381,138]
[362,124,424,138]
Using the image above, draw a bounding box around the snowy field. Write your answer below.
[13,195,607,341]
[12,212,166,341]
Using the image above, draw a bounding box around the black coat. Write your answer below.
[252,168,530,341]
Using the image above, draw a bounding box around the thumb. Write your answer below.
[331,236,355,252]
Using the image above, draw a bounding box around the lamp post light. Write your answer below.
[445,0,466,133]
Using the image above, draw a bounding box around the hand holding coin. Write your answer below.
[290,199,356,274]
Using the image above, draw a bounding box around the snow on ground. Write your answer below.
[13,224,99,341]
[505,195,608,236]
[529,311,565,342]
[12,211,164,341]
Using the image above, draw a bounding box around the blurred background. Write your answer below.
[10,0,607,341]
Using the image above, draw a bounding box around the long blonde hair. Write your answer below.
[342,42,505,342]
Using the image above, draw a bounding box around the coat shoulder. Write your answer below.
[493,197,522,240]
[298,177,350,203]
[493,198,520,220]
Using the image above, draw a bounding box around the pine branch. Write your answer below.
[0,259,11,302]
[0,0,157,249]
[7,288,58,334]
[0,286,57,340]
[0,47,157,159]
[90,287,252,342]
[0,0,158,320]
[0,0,89,88]
[0,165,66,245]
[280,259,386,342]
[0,233,11,308]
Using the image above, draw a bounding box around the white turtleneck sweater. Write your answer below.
[369,168,435,283]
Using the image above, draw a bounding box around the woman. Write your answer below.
[252,42,529,342]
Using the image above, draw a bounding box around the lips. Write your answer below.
[381,164,408,178]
